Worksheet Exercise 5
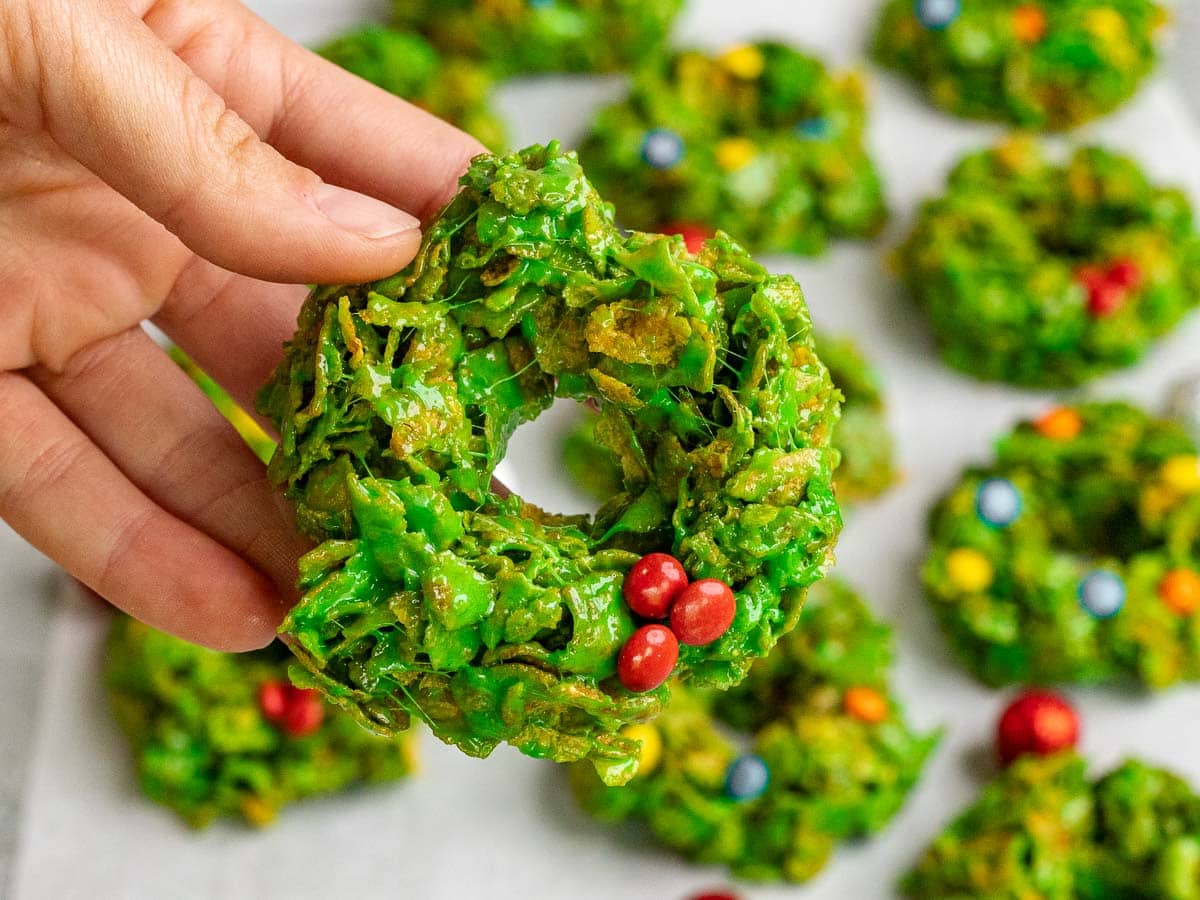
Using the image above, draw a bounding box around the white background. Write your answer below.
[10,1,1200,898]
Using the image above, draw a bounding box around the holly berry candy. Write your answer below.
[282,688,325,737]
[623,552,689,619]
[1107,257,1142,290]
[617,625,679,692]
[258,680,289,722]
[662,222,712,255]
[670,578,736,646]
[1087,280,1128,317]
[997,690,1079,765]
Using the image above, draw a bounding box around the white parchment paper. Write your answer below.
[13,2,1200,897]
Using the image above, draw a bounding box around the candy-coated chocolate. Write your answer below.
[618,625,680,693]
[624,553,689,619]
[946,548,994,592]
[975,478,1021,527]
[670,579,736,646]
[1158,568,1200,616]
[1035,407,1083,440]
[844,686,889,724]
[724,754,770,801]
[996,690,1079,765]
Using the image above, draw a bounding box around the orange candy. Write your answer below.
[1012,4,1047,43]
[844,686,889,724]
[1035,407,1083,440]
[1159,569,1200,616]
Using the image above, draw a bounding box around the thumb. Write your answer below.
[4,0,420,284]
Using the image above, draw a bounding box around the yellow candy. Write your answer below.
[238,795,278,827]
[622,723,662,777]
[1084,7,1126,41]
[1161,455,1200,494]
[715,137,756,172]
[718,44,765,80]
[946,548,994,592]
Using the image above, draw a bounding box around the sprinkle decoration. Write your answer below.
[724,754,770,801]
[915,0,961,30]
[976,478,1022,528]
[1159,568,1200,616]
[1035,407,1083,440]
[1078,570,1125,619]
[996,690,1079,766]
[844,686,889,724]
[641,128,685,170]
[946,547,994,592]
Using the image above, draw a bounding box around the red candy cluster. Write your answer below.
[1075,257,1142,318]
[617,553,737,693]
[258,680,326,737]
[996,689,1079,766]
[661,222,713,255]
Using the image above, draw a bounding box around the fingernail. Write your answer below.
[315,184,419,239]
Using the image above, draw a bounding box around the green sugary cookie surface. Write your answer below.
[570,578,939,882]
[902,752,1200,899]
[563,333,897,505]
[104,615,415,828]
[873,0,1164,130]
[390,0,682,77]
[577,42,887,257]
[317,26,506,152]
[925,401,1200,688]
[258,142,842,783]
[896,137,1200,387]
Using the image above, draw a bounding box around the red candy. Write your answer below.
[663,222,712,255]
[670,578,736,646]
[1107,257,1141,289]
[689,893,742,900]
[617,624,679,692]
[624,552,689,619]
[1077,258,1142,318]
[1087,280,1128,317]
[282,689,326,737]
[257,680,289,721]
[997,690,1079,766]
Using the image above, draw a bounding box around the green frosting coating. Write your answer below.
[873,0,1163,130]
[317,26,506,152]
[390,0,682,77]
[577,42,887,257]
[896,137,1200,387]
[104,615,415,828]
[925,401,1200,688]
[258,143,842,782]
[570,578,939,882]
[564,333,897,505]
[903,752,1200,899]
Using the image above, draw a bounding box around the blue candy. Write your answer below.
[795,117,831,140]
[640,129,685,170]
[1078,570,1125,619]
[976,478,1022,528]
[528,0,554,8]
[915,0,961,30]
[724,754,770,801]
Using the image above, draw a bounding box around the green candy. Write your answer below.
[873,0,1163,130]
[104,616,416,828]
[903,752,1200,900]
[317,26,506,152]
[564,333,897,505]
[258,143,842,782]
[895,137,1200,387]
[924,401,1200,688]
[570,579,939,882]
[390,0,682,77]
[577,42,887,257]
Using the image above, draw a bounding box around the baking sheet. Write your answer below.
[12,1,1200,897]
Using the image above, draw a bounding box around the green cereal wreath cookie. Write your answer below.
[258,143,843,783]
[104,615,415,828]
[317,27,506,152]
[564,333,897,505]
[576,42,887,257]
[569,579,939,882]
[895,137,1200,387]
[389,0,682,77]
[873,0,1165,130]
[903,752,1200,899]
[924,401,1200,689]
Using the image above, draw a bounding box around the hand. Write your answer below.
[0,0,485,649]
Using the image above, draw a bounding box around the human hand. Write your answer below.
[0,0,485,649]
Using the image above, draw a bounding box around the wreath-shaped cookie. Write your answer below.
[317,27,506,152]
[924,401,1200,688]
[569,578,939,882]
[873,0,1165,130]
[104,615,416,828]
[903,752,1200,899]
[258,143,842,783]
[895,137,1200,387]
[577,42,887,257]
[389,0,683,77]
[565,333,897,505]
